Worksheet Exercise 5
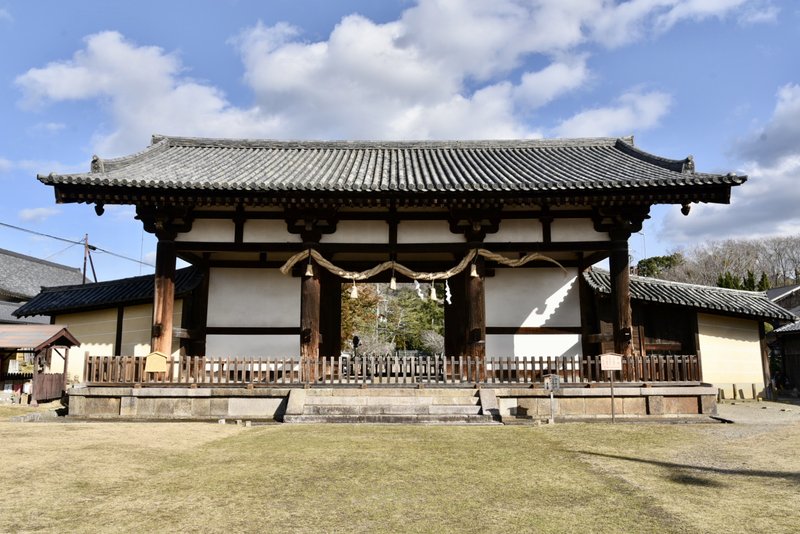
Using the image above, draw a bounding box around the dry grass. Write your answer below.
[0,420,798,533]
[0,400,63,419]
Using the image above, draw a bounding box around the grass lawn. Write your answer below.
[1,418,798,533]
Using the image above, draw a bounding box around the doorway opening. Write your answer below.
[340,281,445,357]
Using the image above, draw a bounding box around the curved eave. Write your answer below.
[47,180,740,208]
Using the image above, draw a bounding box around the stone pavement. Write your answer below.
[715,400,800,425]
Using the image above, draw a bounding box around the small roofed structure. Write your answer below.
[0,324,79,405]
[584,270,797,399]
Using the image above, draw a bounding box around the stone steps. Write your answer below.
[283,388,498,424]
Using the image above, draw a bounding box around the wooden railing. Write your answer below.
[83,354,701,387]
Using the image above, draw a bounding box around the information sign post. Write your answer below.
[600,354,623,423]
[543,374,561,424]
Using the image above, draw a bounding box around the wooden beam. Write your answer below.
[114,306,124,356]
[151,239,177,355]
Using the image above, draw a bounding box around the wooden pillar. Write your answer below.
[609,233,633,356]
[759,322,772,400]
[466,257,486,375]
[445,272,466,357]
[301,259,321,380]
[319,269,342,358]
[152,238,177,355]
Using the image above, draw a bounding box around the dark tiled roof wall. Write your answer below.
[13,267,202,317]
[584,270,797,322]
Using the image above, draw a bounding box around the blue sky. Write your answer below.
[1,0,798,280]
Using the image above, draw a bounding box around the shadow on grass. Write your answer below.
[576,451,800,485]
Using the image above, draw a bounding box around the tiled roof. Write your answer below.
[766,284,800,302]
[0,324,80,351]
[0,300,48,324]
[0,248,84,301]
[584,270,797,321]
[775,321,800,334]
[13,267,202,317]
[39,135,744,202]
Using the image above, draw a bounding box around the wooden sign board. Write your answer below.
[144,351,168,373]
[600,354,622,371]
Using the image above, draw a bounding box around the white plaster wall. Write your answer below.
[397,221,459,244]
[698,313,764,398]
[53,310,115,380]
[485,268,580,328]
[321,220,389,243]
[206,334,299,358]
[207,268,300,328]
[243,220,303,243]
[175,219,235,242]
[484,219,543,243]
[486,334,582,358]
[551,219,608,242]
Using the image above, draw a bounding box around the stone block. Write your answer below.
[135,398,156,417]
[84,397,120,416]
[191,398,211,417]
[647,395,664,416]
[622,397,647,415]
[154,398,176,416]
[210,397,229,416]
[285,389,306,415]
[228,397,282,418]
[557,397,585,416]
[68,395,85,416]
[172,398,192,417]
[478,389,499,418]
[700,395,717,415]
[120,396,138,417]
[663,396,699,415]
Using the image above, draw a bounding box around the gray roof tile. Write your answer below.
[0,248,84,301]
[584,270,797,322]
[39,136,745,199]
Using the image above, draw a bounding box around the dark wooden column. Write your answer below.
[609,232,633,356]
[152,238,177,355]
[466,257,487,372]
[301,258,321,380]
[445,272,467,357]
[319,269,342,358]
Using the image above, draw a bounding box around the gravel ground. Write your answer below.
[715,399,800,425]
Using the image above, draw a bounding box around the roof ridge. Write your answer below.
[150,135,623,151]
[0,247,82,273]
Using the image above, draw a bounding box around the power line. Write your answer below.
[0,220,154,267]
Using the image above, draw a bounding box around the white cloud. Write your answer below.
[0,8,12,22]
[19,207,60,223]
[662,82,800,243]
[13,0,767,154]
[29,122,66,134]
[553,90,672,138]
[0,157,11,173]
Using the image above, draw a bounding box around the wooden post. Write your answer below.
[152,239,177,355]
[301,258,321,381]
[466,257,486,379]
[609,234,633,356]
[758,322,772,400]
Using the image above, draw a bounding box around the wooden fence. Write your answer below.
[83,354,701,387]
[32,372,65,402]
